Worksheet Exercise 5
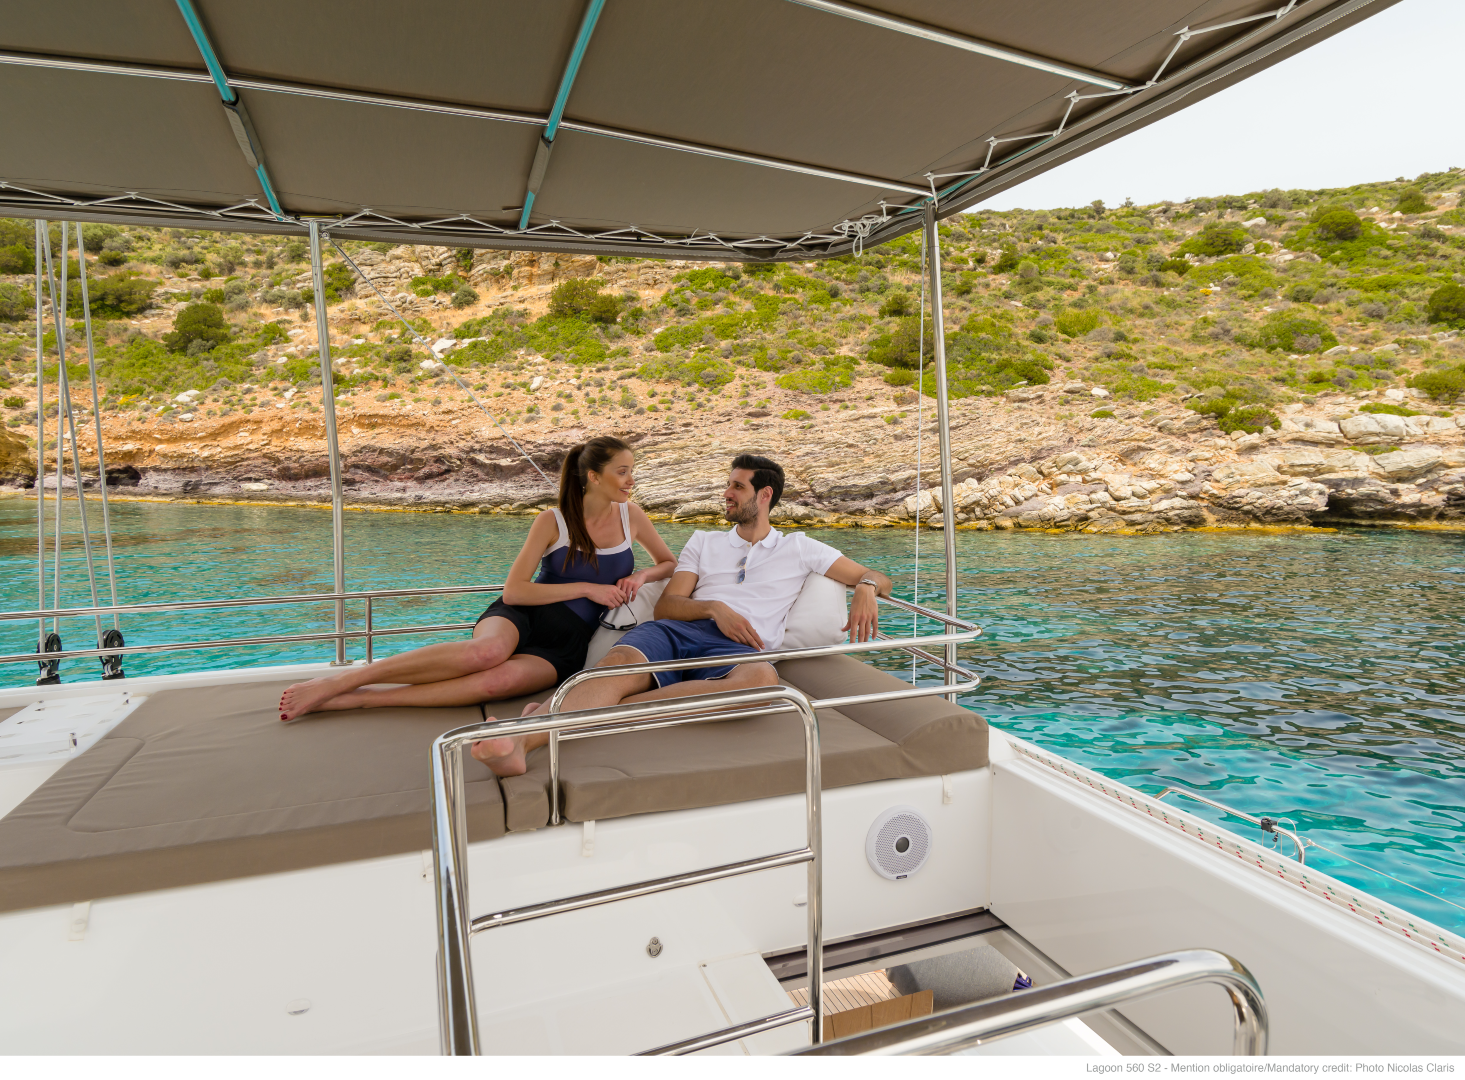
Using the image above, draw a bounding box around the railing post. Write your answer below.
[924,204,959,701]
[33,220,46,654]
[431,737,479,1054]
[364,595,373,665]
[308,220,348,665]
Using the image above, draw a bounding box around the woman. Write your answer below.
[277,436,676,720]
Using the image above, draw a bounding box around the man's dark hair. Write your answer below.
[731,453,784,508]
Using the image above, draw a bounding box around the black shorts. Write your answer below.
[475,598,596,683]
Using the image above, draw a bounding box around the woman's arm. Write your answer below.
[615,504,679,600]
[501,511,629,609]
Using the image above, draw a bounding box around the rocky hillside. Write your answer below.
[1,168,1463,531]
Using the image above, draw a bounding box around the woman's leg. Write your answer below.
[280,616,520,720]
[307,652,559,712]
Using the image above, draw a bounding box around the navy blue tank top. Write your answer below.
[536,502,637,624]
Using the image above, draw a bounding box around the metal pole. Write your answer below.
[33,221,46,652]
[308,220,347,665]
[923,204,959,696]
[41,227,66,634]
[75,222,122,629]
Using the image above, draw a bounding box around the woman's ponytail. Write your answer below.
[558,435,630,569]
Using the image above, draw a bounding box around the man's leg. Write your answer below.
[280,616,519,720]
[470,647,778,777]
[471,643,655,776]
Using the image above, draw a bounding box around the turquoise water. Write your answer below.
[2,496,1463,933]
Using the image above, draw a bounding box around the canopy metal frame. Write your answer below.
[0,0,1393,259]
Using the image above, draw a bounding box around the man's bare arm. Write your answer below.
[823,556,892,643]
[653,570,765,649]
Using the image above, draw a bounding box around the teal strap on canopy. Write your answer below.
[174,0,287,220]
[519,0,606,230]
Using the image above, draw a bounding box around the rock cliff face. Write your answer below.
[7,378,1460,533]
[0,426,33,487]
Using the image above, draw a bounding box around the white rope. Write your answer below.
[831,204,891,256]
[74,221,122,631]
[329,240,552,486]
[40,225,104,648]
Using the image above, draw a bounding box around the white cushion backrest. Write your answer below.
[583,578,668,669]
[781,573,848,650]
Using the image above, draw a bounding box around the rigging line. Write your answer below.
[44,224,105,648]
[1301,839,1465,917]
[73,222,122,630]
[32,222,45,650]
[329,239,553,486]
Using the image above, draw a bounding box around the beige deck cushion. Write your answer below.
[0,679,530,913]
[777,654,988,776]
[500,655,987,830]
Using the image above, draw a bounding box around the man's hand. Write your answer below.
[711,601,765,650]
[844,583,880,643]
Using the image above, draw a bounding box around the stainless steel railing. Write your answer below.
[430,683,827,1056]
[1155,787,1307,864]
[0,584,505,669]
[798,948,1268,1056]
[542,594,983,824]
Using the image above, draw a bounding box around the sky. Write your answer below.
[975,0,1463,212]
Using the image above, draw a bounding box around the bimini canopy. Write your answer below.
[2,0,1396,261]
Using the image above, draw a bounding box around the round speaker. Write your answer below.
[865,805,933,880]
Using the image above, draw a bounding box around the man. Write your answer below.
[472,453,893,776]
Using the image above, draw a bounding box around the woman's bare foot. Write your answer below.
[470,701,545,776]
[279,675,349,722]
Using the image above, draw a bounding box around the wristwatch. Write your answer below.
[856,577,881,591]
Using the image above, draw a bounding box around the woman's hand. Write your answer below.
[583,582,630,608]
[615,570,648,601]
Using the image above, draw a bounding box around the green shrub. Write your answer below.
[1157,258,1189,276]
[776,364,853,394]
[1186,396,1277,433]
[878,292,914,317]
[866,316,929,368]
[1054,308,1101,338]
[883,367,916,386]
[637,354,733,388]
[993,246,1019,273]
[676,267,740,292]
[303,262,356,306]
[1359,402,1419,416]
[1242,310,1337,353]
[3,395,25,409]
[0,282,34,322]
[1220,404,1280,433]
[1426,283,1465,327]
[1411,366,1465,402]
[548,278,621,323]
[452,285,479,309]
[80,224,120,254]
[1313,209,1363,242]
[162,302,231,353]
[1394,188,1430,215]
[1177,223,1248,257]
[1090,408,1115,419]
[780,409,811,420]
[77,273,156,317]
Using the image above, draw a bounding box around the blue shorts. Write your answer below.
[614,619,758,688]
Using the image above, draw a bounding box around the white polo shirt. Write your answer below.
[675,526,842,651]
